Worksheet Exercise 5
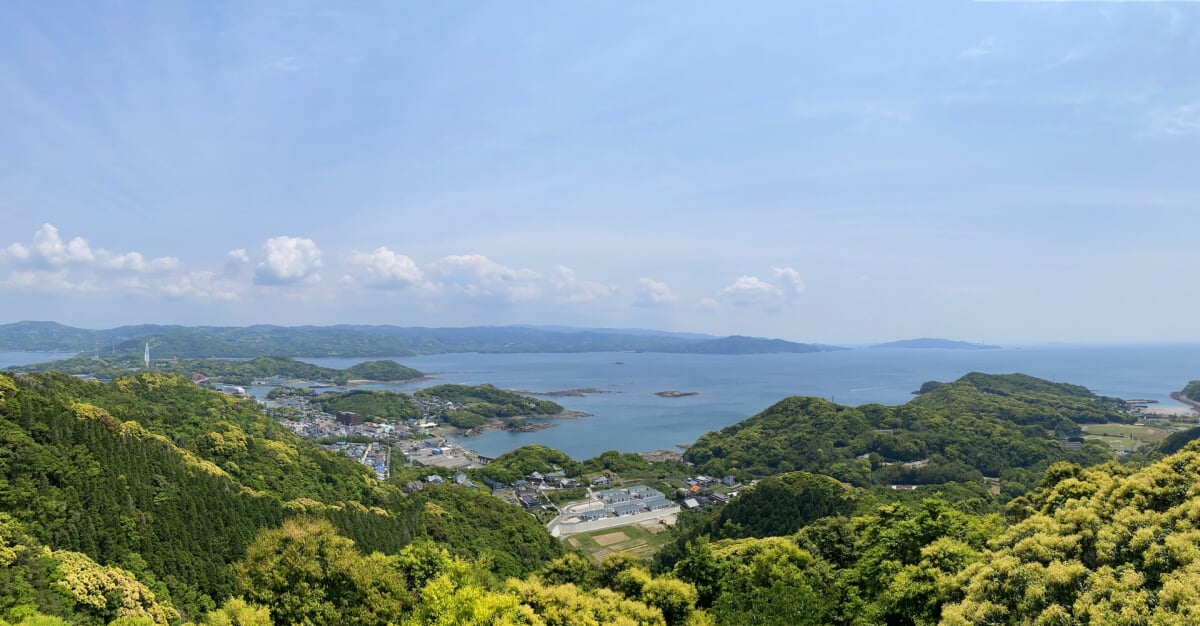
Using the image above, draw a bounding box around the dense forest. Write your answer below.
[0,372,559,624]
[4,367,1200,625]
[0,321,835,358]
[10,355,423,387]
[310,385,564,428]
[685,372,1126,497]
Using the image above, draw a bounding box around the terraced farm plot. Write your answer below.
[593,531,629,546]
[568,524,674,562]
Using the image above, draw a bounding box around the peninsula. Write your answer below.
[8,354,424,386]
[871,337,1000,350]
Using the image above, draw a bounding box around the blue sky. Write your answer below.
[1,1,1198,344]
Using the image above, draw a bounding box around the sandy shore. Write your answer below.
[1144,405,1198,417]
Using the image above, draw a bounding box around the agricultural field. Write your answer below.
[564,521,675,562]
[1081,422,1169,452]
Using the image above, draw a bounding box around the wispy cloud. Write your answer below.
[960,36,1002,59]
[1147,102,1200,138]
[264,56,304,73]
[636,278,678,306]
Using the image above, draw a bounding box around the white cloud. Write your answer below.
[160,271,242,301]
[548,265,614,303]
[719,276,784,307]
[4,268,93,292]
[347,247,426,289]
[636,278,678,305]
[771,266,806,296]
[1,223,180,276]
[428,254,542,300]
[0,221,189,297]
[2,242,30,262]
[227,248,250,263]
[960,36,1001,59]
[254,236,323,285]
[716,266,806,309]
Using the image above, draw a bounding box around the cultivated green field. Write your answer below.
[565,522,675,562]
[1081,423,1169,452]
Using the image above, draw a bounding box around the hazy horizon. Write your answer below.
[2,2,1197,344]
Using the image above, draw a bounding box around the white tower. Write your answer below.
[144,343,150,369]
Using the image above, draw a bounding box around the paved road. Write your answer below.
[547,506,680,538]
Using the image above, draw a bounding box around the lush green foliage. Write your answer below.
[9,366,1200,625]
[473,445,581,484]
[310,385,563,427]
[415,384,563,418]
[340,361,424,383]
[0,513,179,625]
[1182,380,1200,402]
[0,372,563,623]
[579,450,692,478]
[11,356,422,387]
[685,373,1124,495]
[710,472,861,539]
[310,390,420,422]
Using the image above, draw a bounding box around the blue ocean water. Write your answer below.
[297,345,1200,459]
[4,346,1196,459]
[0,351,76,367]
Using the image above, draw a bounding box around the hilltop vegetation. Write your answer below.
[1182,380,1200,402]
[685,373,1127,497]
[0,371,559,622]
[7,365,1200,625]
[310,385,564,428]
[310,391,421,422]
[0,321,839,358]
[10,355,423,386]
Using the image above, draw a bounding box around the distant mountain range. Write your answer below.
[870,337,1000,350]
[0,321,843,358]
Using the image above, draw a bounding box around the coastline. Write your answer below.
[1169,391,1200,414]
[456,409,592,437]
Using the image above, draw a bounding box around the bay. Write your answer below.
[0,351,75,367]
[300,345,1200,459]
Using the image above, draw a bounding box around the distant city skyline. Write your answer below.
[1,2,1198,344]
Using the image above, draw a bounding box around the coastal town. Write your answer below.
[230,379,747,552]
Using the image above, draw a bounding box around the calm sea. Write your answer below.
[300,346,1200,459]
[5,346,1198,460]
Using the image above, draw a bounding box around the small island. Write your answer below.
[654,390,699,398]
[529,387,614,398]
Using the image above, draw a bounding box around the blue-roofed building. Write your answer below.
[643,496,675,511]
[628,485,662,499]
[611,502,642,517]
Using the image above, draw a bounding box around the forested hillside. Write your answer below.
[0,321,836,358]
[6,368,1200,625]
[0,372,559,624]
[11,355,423,386]
[684,372,1125,497]
[1182,379,1200,402]
[310,385,564,428]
